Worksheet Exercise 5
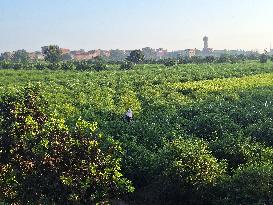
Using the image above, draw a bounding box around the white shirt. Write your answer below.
[126,109,132,118]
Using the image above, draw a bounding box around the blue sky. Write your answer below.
[1,0,273,52]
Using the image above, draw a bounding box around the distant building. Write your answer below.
[72,52,94,61]
[72,49,110,60]
[60,48,70,54]
[202,36,213,56]
[167,50,183,58]
[142,47,157,59]
[213,49,248,57]
[70,50,85,56]
[184,49,196,58]
[213,50,228,57]
[203,36,208,51]
[28,51,44,60]
[156,48,168,59]
[42,46,70,55]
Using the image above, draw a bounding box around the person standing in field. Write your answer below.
[124,108,133,122]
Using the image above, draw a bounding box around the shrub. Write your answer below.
[246,118,273,146]
[260,54,268,63]
[0,85,133,204]
[218,54,230,63]
[184,112,239,140]
[216,163,273,205]
[210,135,273,171]
[151,138,227,204]
[204,56,215,63]
[270,55,273,62]
[62,61,76,70]
[127,50,144,64]
[93,61,108,71]
[163,58,176,67]
[159,138,226,185]
[120,61,134,70]
[43,45,62,63]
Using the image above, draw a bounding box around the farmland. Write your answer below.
[1,61,273,204]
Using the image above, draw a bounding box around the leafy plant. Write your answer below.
[127,50,144,64]
[0,85,133,204]
[260,53,268,63]
[216,163,273,205]
[151,138,227,204]
[43,45,62,63]
[120,61,134,70]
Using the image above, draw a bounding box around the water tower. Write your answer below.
[203,36,208,51]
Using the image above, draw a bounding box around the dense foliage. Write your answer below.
[0,50,30,63]
[126,50,145,64]
[0,86,133,204]
[0,61,273,204]
[43,45,62,63]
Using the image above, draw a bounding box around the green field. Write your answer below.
[1,62,273,204]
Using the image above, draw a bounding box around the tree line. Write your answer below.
[1,45,273,72]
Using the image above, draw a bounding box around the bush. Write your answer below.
[163,58,176,67]
[177,56,191,64]
[216,163,273,205]
[62,61,76,70]
[150,138,227,204]
[0,85,133,204]
[127,50,144,64]
[159,138,226,185]
[260,54,268,63]
[247,118,273,146]
[93,61,108,71]
[270,55,273,62]
[120,61,134,70]
[204,56,215,63]
[210,135,273,171]
[217,54,230,63]
[184,112,239,140]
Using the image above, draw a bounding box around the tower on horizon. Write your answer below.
[203,36,208,51]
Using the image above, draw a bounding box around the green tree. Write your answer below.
[110,49,126,61]
[61,53,73,61]
[260,53,268,63]
[237,54,246,61]
[246,52,259,60]
[205,55,215,63]
[149,138,227,204]
[120,60,134,70]
[0,52,13,61]
[191,56,203,64]
[163,58,176,67]
[42,45,61,63]
[142,47,157,60]
[229,55,239,64]
[12,49,30,63]
[217,163,273,205]
[177,56,191,64]
[210,135,273,171]
[218,54,230,63]
[127,50,144,64]
[0,85,134,204]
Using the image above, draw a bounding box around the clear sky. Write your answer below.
[1,0,273,52]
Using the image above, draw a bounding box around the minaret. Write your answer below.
[203,36,208,51]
